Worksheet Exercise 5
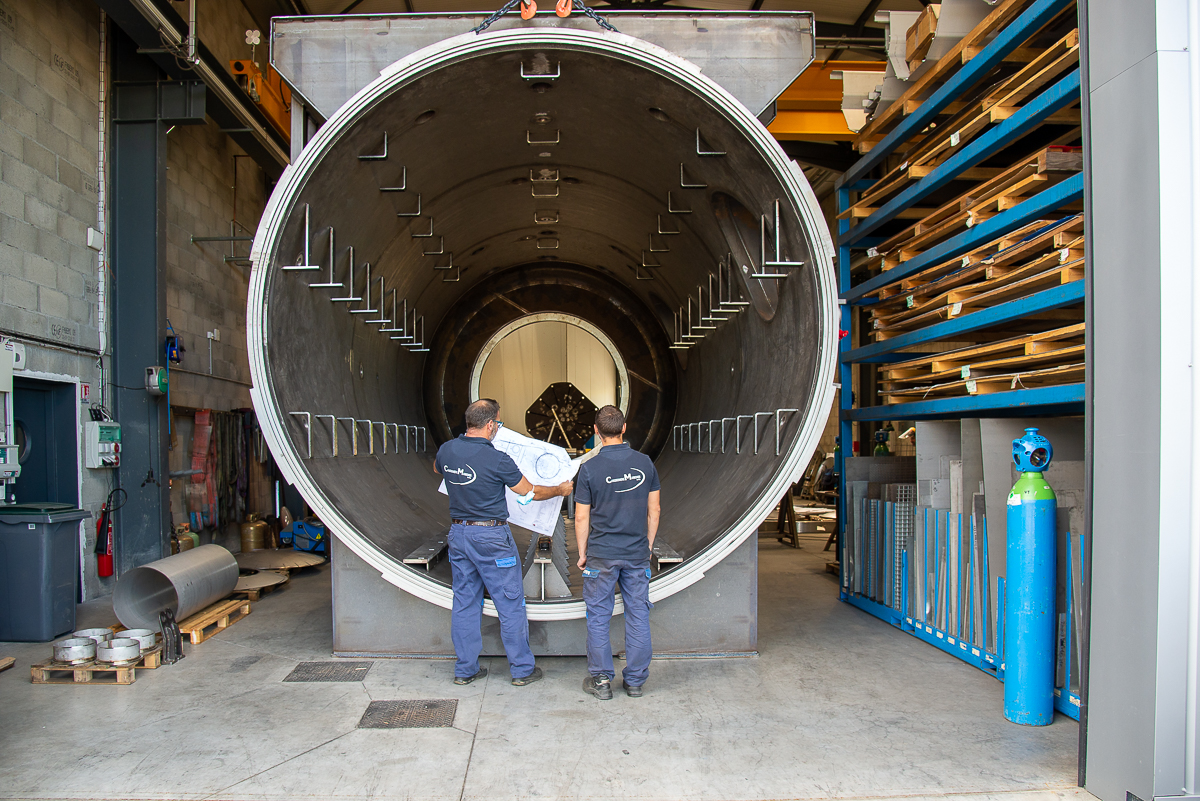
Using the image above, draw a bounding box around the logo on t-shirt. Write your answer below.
[444,464,477,485]
[605,468,645,493]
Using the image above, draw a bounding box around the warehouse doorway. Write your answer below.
[9,377,78,506]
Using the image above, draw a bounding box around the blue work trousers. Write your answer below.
[582,557,653,686]
[448,523,536,680]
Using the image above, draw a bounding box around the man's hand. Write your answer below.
[559,481,573,497]
[577,555,586,570]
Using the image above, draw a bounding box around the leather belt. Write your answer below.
[452,519,503,527]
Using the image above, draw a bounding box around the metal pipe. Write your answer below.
[112,544,238,630]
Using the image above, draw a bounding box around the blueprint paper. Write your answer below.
[437,427,578,536]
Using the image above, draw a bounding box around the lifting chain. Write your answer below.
[472,0,618,34]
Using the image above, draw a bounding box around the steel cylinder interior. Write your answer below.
[249,29,837,618]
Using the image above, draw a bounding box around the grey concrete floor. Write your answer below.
[0,535,1087,801]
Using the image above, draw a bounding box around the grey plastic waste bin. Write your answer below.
[0,503,91,642]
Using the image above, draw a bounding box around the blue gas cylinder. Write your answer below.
[1004,427,1057,725]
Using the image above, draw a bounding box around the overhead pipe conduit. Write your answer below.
[248,24,838,621]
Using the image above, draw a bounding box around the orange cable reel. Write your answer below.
[520,0,537,20]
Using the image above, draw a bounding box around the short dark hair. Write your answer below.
[465,398,500,430]
[595,405,624,438]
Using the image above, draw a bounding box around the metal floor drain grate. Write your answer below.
[358,699,458,729]
[283,661,373,682]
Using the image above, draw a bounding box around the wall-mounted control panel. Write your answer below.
[84,421,121,469]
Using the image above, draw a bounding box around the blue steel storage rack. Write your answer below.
[834,0,1083,720]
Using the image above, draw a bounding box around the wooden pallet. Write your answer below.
[177,599,251,645]
[29,643,165,686]
[0,656,14,673]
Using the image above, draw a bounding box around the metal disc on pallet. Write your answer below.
[52,638,96,665]
[235,550,324,571]
[95,638,142,666]
[235,569,289,592]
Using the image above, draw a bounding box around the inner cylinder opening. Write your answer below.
[472,313,626,446]
[248,28,837,619]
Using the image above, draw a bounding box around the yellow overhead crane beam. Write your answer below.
[769,61,886,142]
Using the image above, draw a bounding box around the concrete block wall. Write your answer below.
[0,0,117,601]
[0,0,101,350]
[164,115,266,413]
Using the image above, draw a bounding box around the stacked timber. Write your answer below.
[840,0,1084,405]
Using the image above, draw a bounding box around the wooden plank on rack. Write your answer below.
[875,261,1084,333]
[882,343,1085,386]
[881,362,1085,398]
[879,324,1086,377]
[852,0,1040,147]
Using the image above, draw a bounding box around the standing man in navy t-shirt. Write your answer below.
[574,405,661,699]
[435,398,573,686]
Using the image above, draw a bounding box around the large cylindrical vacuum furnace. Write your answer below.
[249,12,837,652]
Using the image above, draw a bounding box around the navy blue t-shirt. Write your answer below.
[575,442,660,561]
[436,435,524,521]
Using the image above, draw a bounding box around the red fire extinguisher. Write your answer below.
[95,488,126,577]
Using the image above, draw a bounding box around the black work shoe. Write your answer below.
[511,666,543,686]
[454,667,487,685]
[584,675,613,700]
[622,681,644,698]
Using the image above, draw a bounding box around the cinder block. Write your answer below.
[22,136,56,179]
[15,74,49,118]
[77,319,99,351]
[4,36,38,83]
[24,194,57,230]
[22,251,56,286]
[0,212,38,251]
[50,101,84,145]
[19,22,52,65]
[35,63,73,109]
[56,159,82,195]
[2,274,39,310]
[0,304,47,340]
[0,121,22,161]
[68,295,94,326]
[36,175,68,213]
[36,229,68,266]
[0,242,20,274]
[39,285,68,318]
[44,315,79,345]
[0,92,36,140]
[65,189,93,224]
[0,180,22,219]
[56,212,85,245]
[66,139,94,173]
[56,263,83,297]
[68,243,93,272]
[0,59,19,98]
[35,116,69,158]
[2,152,38,194]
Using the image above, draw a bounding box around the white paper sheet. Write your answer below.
[438,427,579,536]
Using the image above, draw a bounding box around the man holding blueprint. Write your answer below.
[434,399,572,687]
